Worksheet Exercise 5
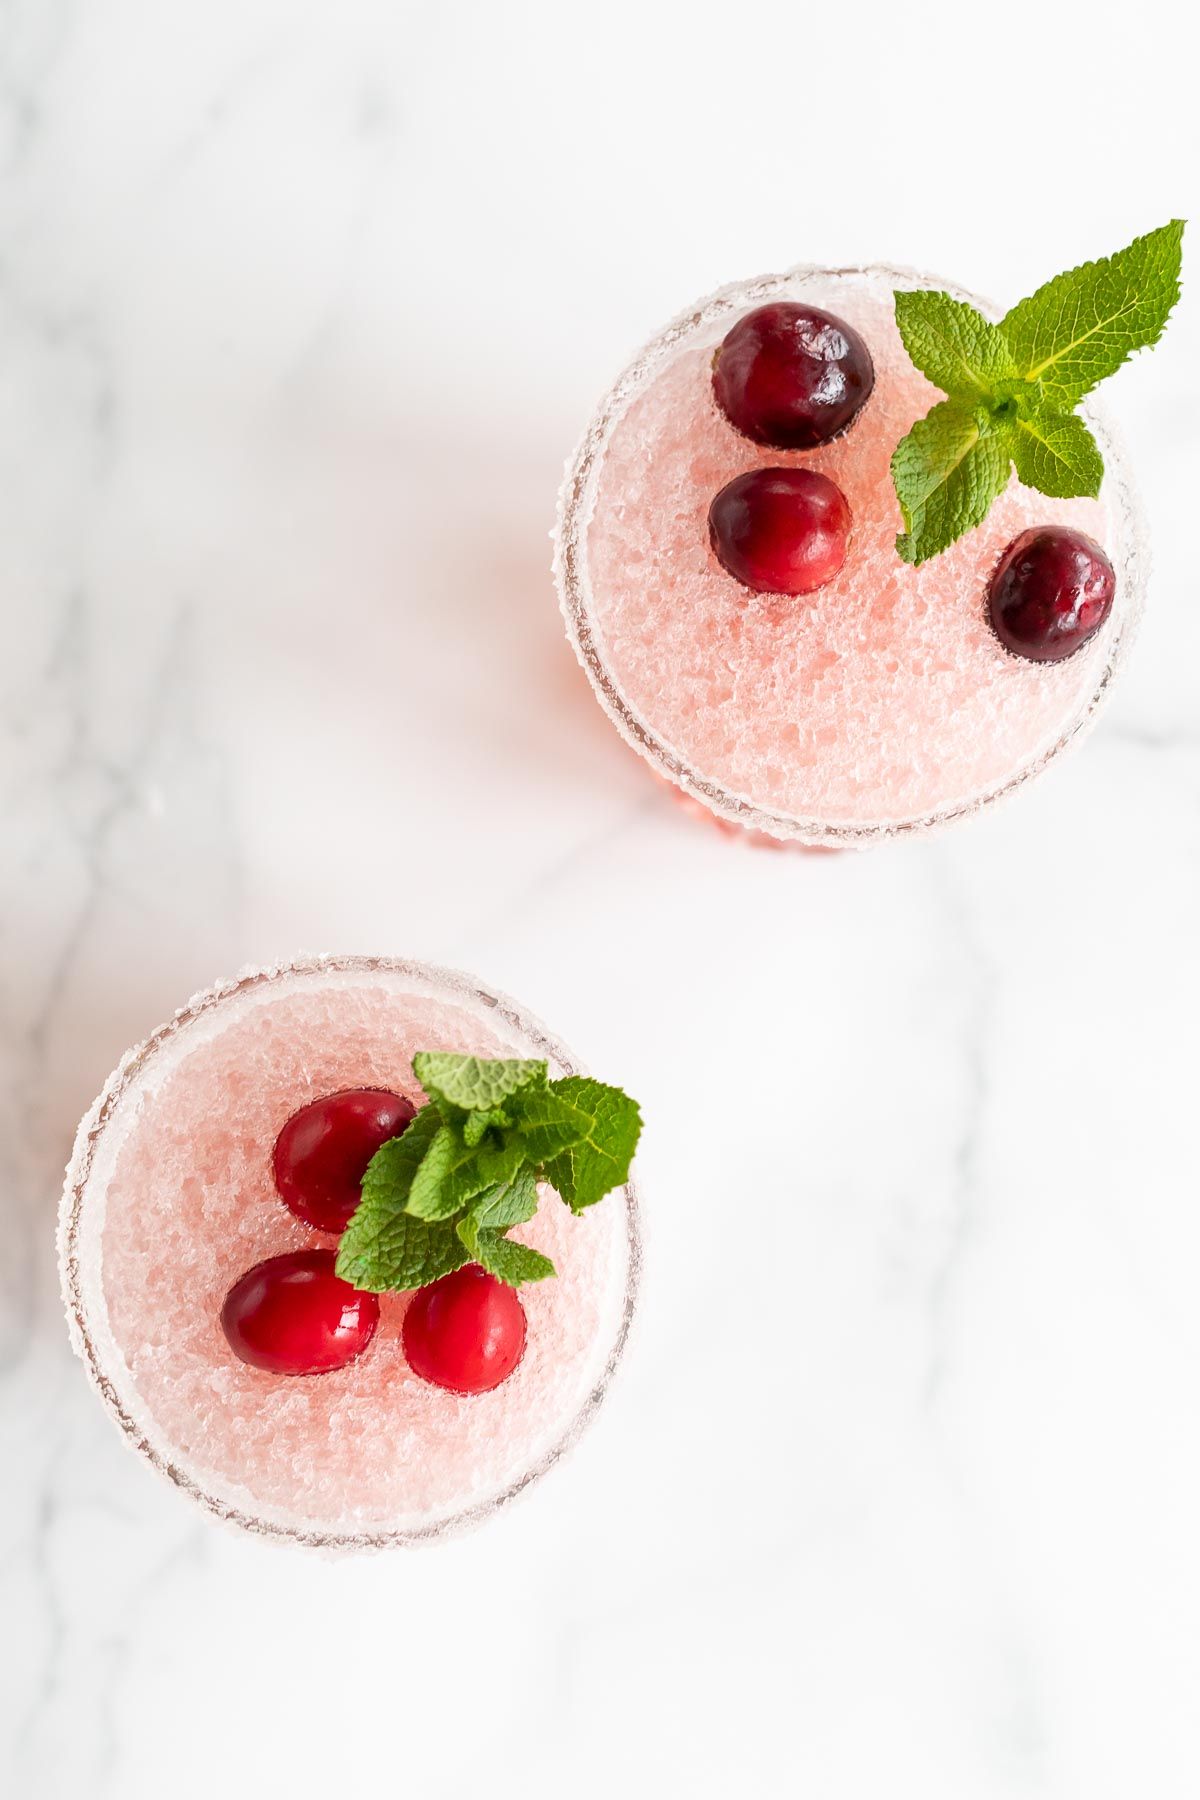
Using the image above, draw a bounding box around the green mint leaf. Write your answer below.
[470,1135,527,1184]
[1009,410,1104,500]
[455,1211,481,1256]
[336,1109,469,1291]
[470,1165,540,1230]
[455,1211,553,1286]
[1000,219,1184,409]
[462,1105,511,1148]
[341,1054,642,1293]
[340,1210,468,1292]
[894,290,1017,402]
[889,223,1185,557]
[361,1099,440,1185]
[508,1086,594,1161]
[541,1076,642,1214]
[405,1123,487,1221]
[403,1124,526,1222]
[471,1229,556,1287]
[412,1051,547,1117]
[892,401,1012,566]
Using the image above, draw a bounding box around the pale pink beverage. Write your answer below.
[60,957,640,1547]
[555,264,1144,846]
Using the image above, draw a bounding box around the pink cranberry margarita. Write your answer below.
[60,957,640,1547]
[555,264,1144,846]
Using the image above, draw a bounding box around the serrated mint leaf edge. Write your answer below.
[340,1058,643,1293]
[1010,411,1104,500]
[541,1078,642,1214]
[887,223,1185,561]
[893,289,1018,402]
[404,1123,493,1221]
[336,1111,470,1293]
[510,1087,596,1161]
[892,403,1013,567]
[891,400,983,523]
[338,1212,469,1293]
[473,1230,557,1286]
[412,1051,548,1115]
[999,219,1185,406]
[470,1165,540,1230]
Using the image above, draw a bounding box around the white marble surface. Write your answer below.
[2,2,1198,1794]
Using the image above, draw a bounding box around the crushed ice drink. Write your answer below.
[60,957,640,1547]
[555,265,1143,846]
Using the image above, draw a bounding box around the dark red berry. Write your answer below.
[221,1250,379,1376]
[402,1265,527,1395]
[987,526,1116,663]
[709,467,851,595]
[273,1088,415,1233]
[712,302,874,450]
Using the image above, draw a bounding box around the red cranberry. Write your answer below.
[273,1088,415,1233]
[221,1250,379,1376]
[988,526,1116,662]
[713,302,874,450]
[402,1265,527,1395]
[709,467,851,595]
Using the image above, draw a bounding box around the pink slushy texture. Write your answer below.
[586,284,1116,827]
[88,973,628,1535]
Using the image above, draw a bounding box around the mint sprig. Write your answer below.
[540,1077,643,1214]
[890,401,1012,569]
[335,1053,641,1293]
[891,220,1184,564]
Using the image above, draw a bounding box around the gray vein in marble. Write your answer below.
[11,1428,76,1764]
[160,40,288,177]
[274,88,403,394]
[916,846,997,1409]
[1,553,241,1778]
[981,1634,1051,1784]
[1104,720,1200,753]
[17,596,240,1061]
[90,1528,211,1792]
[0,584,241,1354]
[0,0,79,175]
[453,791,662,958]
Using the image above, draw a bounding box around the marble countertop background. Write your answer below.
[2,3,1197,1795]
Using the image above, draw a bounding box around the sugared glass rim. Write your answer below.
[59,954,642,1550]
[554,262,1147,847]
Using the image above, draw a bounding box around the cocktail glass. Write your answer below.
[555,263,1144,848]
[60,955,641,1548]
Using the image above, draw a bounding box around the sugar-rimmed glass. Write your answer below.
[60,955,641,1549]
[555,263,1145,847]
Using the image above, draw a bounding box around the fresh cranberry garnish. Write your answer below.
[987,526,1116,662]
[709,467,851,595]
[221,1249,379,1376]
[712,302,875,450]
[273,1088,415,1233]
[402,1265,527,1395]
